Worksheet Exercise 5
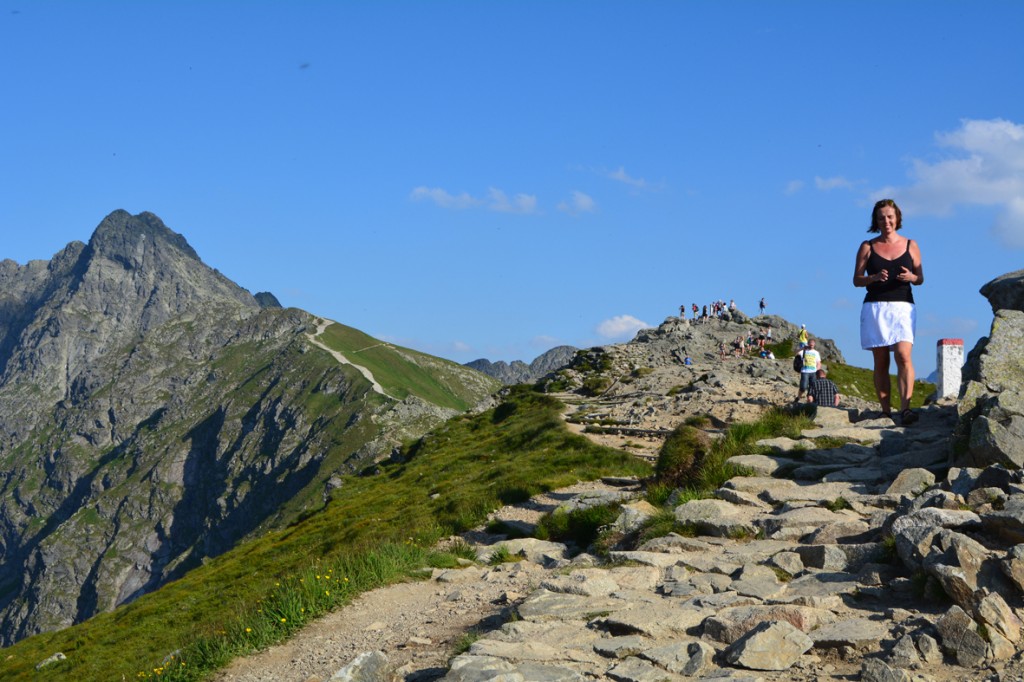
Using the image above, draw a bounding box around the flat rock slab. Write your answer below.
[517,590,628,622]
[478,539,569,565]
[541,572,619,597]
[822,466,885,483]
[638,641,715,677]
[607,551,685,568]
[470,639,587,664]
[725,454,796,476]
[704,604,836,644]
[754,436,805,453]
[593,636,649,659]
[723,477,870,505]
[674,499,759,537]
[810,618,890,649]
[801,426,889,443]
[443,655,586,682]
[804,443,877,465]
[782,572,861,599]
[607,656,686,682]
[725,620,813,671]
[599,605,708,638]
[811,407,856,428]
[756,506,849,537]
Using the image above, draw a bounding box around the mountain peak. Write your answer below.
[89,210,200,264]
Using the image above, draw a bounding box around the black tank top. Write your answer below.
[864,239,915,304]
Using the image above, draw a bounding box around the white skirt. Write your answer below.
[861,301,916,349]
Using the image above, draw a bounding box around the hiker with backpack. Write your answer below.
[794,338,821,403]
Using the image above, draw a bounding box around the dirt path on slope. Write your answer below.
[211,481,628,682]
[307,317,392,398]
[213,568,532,682]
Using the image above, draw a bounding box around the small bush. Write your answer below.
[654,425,711,489]
[485,520,531,539]
[452,629,483,656]
[535,503,621,549]
[644,482,674,506]
[581,376,612,396]
[487,546,518,565]
[683,413,711,427]
[826,497,852,512]
[634,510,695,546]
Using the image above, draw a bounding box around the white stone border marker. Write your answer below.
[936,338,964,399]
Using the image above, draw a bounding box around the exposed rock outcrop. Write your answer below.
[0,211,498,645]
[466,345,578,385]
[956,269,1024,467]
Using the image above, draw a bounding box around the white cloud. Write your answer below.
[872,118,1024,248]
[487,187,538,214]
[596,314,650,340]
[815,176,854,191]
[531,335,561,348]
[452,340,472,353]
[784,180,805,195]
[608,166,647,188]
[557,190,596,215]
[410,186,539,214]
[993,197,1024,248]
[409,186,479,209]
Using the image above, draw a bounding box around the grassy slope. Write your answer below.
[826,362,932,409]
[317,323,494,411]
[0,387,650,681]
[767,342,932,409]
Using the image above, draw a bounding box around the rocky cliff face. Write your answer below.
[466,345,578,385]
[957,269,1024,467]
[0,211,496,645]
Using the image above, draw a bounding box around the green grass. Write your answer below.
[652,407,811,500]
[825,362,933,409]
[634,510,696,546]
[317,322,498,410]
[1,386,649,681]
[535,503,622,549]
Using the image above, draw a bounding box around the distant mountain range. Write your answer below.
[465,346,578,385]
[0,210,497,645]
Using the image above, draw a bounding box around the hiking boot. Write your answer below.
[900,409,919,426]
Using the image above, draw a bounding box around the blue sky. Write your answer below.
[2,2,1022,376]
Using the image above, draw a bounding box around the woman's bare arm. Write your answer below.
[853,240,882,287]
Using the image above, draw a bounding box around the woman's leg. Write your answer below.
[893,340,915,412]
[872,347,892,414]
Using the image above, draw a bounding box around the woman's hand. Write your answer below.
[897,266,915,283]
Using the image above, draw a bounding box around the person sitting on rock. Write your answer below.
[807,368,841,407]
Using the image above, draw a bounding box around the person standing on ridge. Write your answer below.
[853,198,924,425]
[759,297,766,315]
[795,338,821,403]
[797,324,808,349]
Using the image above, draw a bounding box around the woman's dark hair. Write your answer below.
[868,199,902,233]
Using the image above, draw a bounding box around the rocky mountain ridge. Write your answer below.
[465,346,578,385]
[0,211,497,646]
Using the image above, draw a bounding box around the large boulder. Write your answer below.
[956,270,1024,467]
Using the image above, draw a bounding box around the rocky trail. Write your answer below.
[214,271,1024,682]
[214,398,1024,682]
